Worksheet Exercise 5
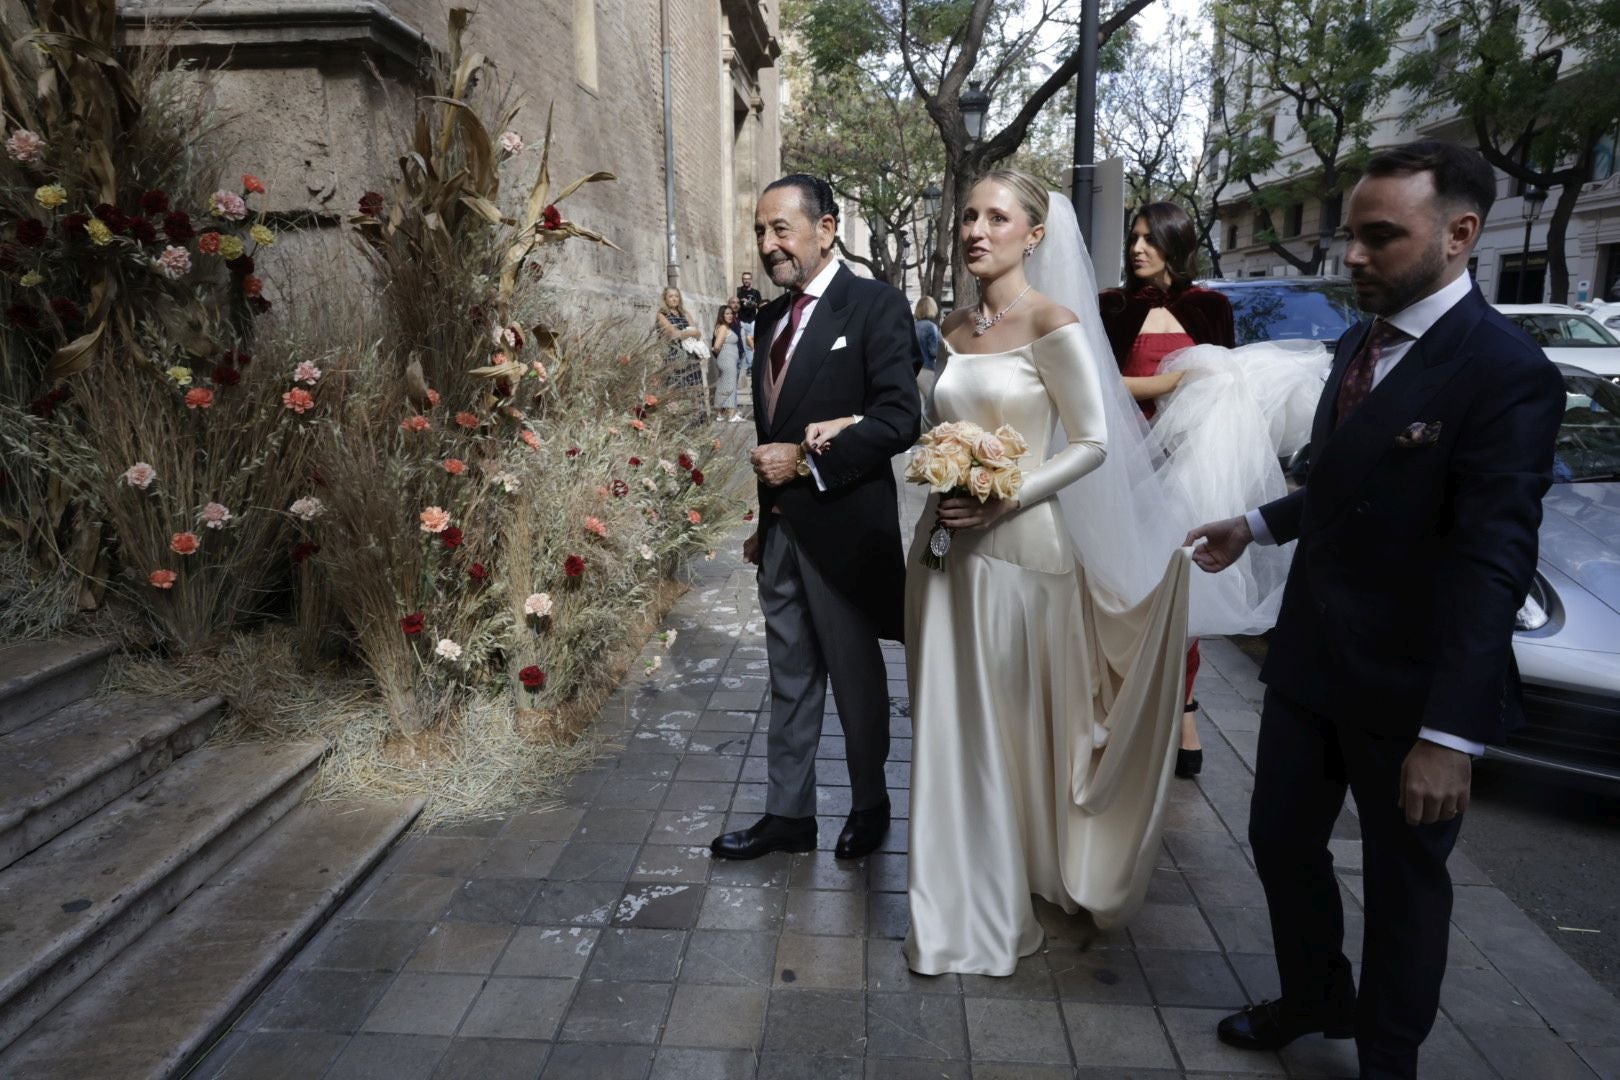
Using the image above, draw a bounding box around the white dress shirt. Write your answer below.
[764,257,845,492]
[1241,271,1485,755]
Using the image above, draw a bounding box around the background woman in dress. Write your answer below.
[1099,202,1235,779]
[711,300,745,423]
[655,286,704,387]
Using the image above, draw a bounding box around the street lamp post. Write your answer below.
[1519,186,1547,303]
[960,82,990,145]
[922,182,943,295]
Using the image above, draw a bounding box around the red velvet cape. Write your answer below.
[1098,285,1237,369]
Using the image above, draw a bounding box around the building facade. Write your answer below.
[118,0,782,320]
[1211,17,1620,305]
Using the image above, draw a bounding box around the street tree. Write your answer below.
[793,0,1158,301]
[1210,0,1415,274]
[783,59,945,287]
[1395,0,1620,304]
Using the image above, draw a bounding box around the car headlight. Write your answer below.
[1515,574,1552,631]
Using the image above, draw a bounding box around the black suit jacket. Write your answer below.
[752,264,922,641]
[1257,285,1564,745]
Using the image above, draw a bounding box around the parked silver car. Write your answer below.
[1499,365,1620,781]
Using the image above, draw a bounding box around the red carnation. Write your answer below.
[467,562,490,582]
[242,174,266,195]
[163,211,194,241]
[493,377,513,398]
[248,295,272,315]
[677,453,694,470]
[61,212,90,238]
[628,456,642,467]
[28,386,70,418]
[359,191,385,217]
[542,204,563,230]
[400,611,425,635]
[564,554,585,578]
[15,219,46,247]
[518,665,546,691]
[611,479,629,497]
[224,349,252,366]
[291,541,321,563]
[94,203,130,234]
[49,297,80,325]
[440,526,464,550]
[226,254,255,277]
[566,446,581,458]
[689,469,704,486]
[128,216,157,244]
[140,190,170,215]
[744,509,755,521]
[242,275,264,298]
[212,365,241,386]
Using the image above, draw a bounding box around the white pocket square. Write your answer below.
[831,336,848,350]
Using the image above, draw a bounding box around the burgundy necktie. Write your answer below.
[770,292,816,382]
[1335,320,1409,424]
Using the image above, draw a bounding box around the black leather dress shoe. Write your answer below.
[834,800,890,860]
[710,814,816,860]
[1217,997,1355,1051]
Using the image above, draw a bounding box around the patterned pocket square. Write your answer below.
[1394,420,1443,448]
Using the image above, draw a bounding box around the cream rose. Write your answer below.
[967,465,995,501]
[993,423,1030,460]
[920,448,958,492]
[973,431,1007,465]
[990,467,1024,501]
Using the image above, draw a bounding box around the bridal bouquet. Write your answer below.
[905,421,1029,570]
[680,337,712,359]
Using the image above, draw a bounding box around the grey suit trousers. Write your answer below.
[758,517,891,819]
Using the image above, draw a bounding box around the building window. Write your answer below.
[1497,250,1547,304]
[1287,203,1304,238]
[1252,210,1267,239]
[1262,114,1277,143]
[1591,126,1618,182]
[1322,193,1343,234]
[574,0,599,91]
[1226,222,1240,250]
[1434,23,1462,73]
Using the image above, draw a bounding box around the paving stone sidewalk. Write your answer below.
[196,474,1620,1080]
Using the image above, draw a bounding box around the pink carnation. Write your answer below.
[200,502,233,529]
[122,462,157,489]
[419,506,451,533]
[148,569,177,589]
[400,414,431,433]
[5,128,44,164]
[282,388,315,413]
[294,361,322,385]
[210,190,247,221]
[155,245,191,280]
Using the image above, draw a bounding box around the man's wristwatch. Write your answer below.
[794,445,811,478]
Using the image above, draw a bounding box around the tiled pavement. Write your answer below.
[196,477,1620,1080]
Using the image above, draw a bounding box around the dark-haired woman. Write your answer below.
[1100,204,1235,779]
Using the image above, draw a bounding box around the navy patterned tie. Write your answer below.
[1335,320,1409,424]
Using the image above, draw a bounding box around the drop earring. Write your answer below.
[1024,243,1036,257]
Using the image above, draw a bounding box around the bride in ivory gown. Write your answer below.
[899,170,1191,976]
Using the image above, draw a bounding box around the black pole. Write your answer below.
[1520,220,1532,304]
[1070,0,1100,247]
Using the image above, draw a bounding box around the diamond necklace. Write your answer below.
[973,284,1033,336]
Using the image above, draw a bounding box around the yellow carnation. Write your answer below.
[165,365,194,387]
[218,235,245,260]
[19,270,43,287]
[85,219,114,246]
[249,224,275,246]
[34,184,67,209]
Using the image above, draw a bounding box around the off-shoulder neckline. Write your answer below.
[941,321,1081,357]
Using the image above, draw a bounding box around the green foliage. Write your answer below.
[1212,0,1414,268]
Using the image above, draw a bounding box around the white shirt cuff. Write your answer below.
[806,454,828,493]
[1244,507,1276,546]
[1418,727,1486,757]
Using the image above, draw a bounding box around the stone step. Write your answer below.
[0,796,424,1080]
[0,694,224,870]
[0,739,326,1048]
[0,638,116,736]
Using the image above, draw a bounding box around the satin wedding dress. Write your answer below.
[902,322,1190,977]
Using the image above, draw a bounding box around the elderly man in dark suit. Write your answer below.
[1187,142,1565,1079]
[710,173,921,862]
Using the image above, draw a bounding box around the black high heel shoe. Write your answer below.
[1176,700,1203,778]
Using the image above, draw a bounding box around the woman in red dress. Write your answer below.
[1100,202,1236,778]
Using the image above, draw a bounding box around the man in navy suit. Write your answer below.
[1187,142,1564,1078]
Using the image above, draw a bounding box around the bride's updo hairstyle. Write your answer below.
[1126,202,1199,293]
[974,169,1049,230]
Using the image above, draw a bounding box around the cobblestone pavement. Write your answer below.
[196,472,1620,1080]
